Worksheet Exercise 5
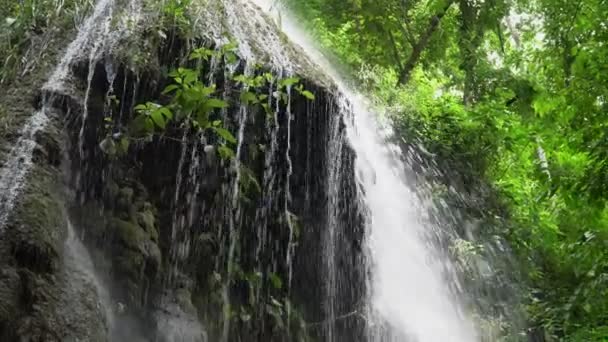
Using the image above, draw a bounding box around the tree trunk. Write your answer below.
[398,0,455,85]
[458,0,486,106]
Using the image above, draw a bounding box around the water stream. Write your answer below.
[64,218,116,336]
[0,0,144,339]
[0,109,49,230]
[250,1,479,341]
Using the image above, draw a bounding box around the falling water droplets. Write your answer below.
[0,109,50,230]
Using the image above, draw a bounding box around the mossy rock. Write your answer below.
[10,169,64,274]
[114,242,161,303]
[111,217,161,283]
[136,209,158,242]
[105,180,120,201]
[175,288,198,315]
[70,201,110,245]
[117,187,135,213]
[115,249,146,280]
[33,128,62,167]
[111,218,146,250]
[0,268,21,326]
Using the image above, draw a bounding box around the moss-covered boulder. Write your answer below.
[106,186,162,307]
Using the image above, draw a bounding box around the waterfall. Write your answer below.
[250,1,478,341]
[0,0,148,339]
[1,0,491,339]
[0,109,49,230]
[346,93,476,342]
[64,219,116,335]
[0,0,115,229]
[0,0,137,228]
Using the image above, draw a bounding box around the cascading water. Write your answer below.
[0,0,117,230]
[251,1,478,341]
[0,109,49,230]
[64,218,116,335]
[346,93,476,342]
[0,0,148,340]
[0,0,118,228]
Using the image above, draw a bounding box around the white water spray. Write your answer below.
[0,109,49,230]
[64,219,116,334]
[249,1,478,341]
[0,0,117,230]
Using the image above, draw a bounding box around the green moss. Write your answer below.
[146,240,162,269]
[10,167,64,273]
[175,288,198,314]
[115,249,145,279]
[136,209,158,242]
[111,218,146,250]
[117,187,134,208]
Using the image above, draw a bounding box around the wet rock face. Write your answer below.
[0,10,110,341]
[33,129,62,167]
[0,116,108,342]
[59,52,366,342]
[1,0,368,341]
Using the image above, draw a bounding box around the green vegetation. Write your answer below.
[103,42,313,163]
[0,0,90,83]
[285,0,608,340]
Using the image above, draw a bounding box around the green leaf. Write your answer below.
[247,271,263,286]
[206,98,229,109]
[218,145,235,160]
[279,77,300,88]
[262,103,272,117]
[263,72,274,83]
[159,107,173,120]
[131,115,154,136]
[269,273,283,289]
[225,52,238,64]
[195,111,209,128]
[162,84,180,95]
[213,127,237,144]
[233,75,249,84]
[300,90,315,100]
[240,91,258,105]
[201,85,216,97]
[183,69,199,85]
[150,110,167,129]
[117,137,130,155]
[189,47,214,61]
[134,104,148,111]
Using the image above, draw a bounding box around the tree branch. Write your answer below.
[398,0,455,85]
